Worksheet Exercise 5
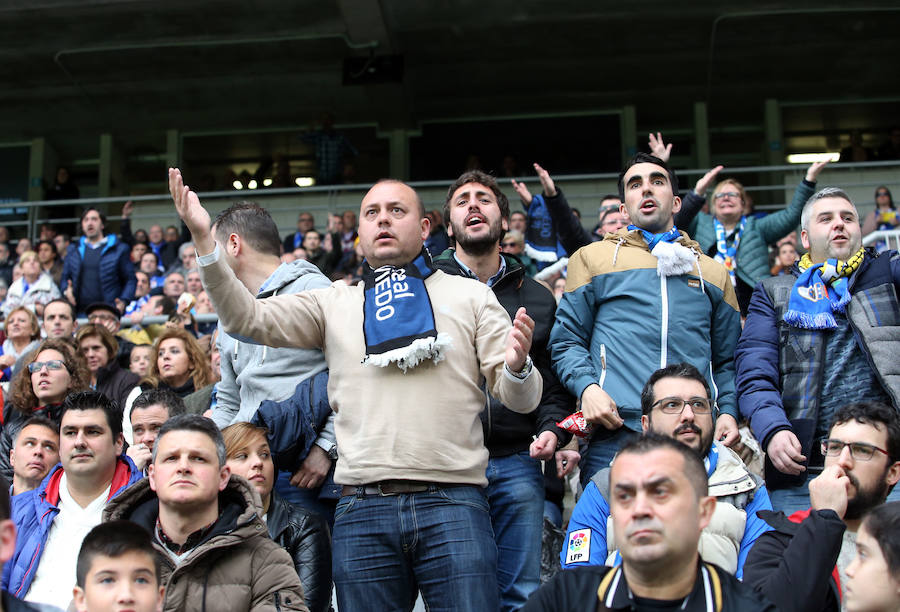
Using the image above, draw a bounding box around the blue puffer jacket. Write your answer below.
[550,230,742,427]
[252,371,340,499]
[61,234,136,308]
[2,456,143,597]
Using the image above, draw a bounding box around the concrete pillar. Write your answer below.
[387,128,410,181]
[98,132,127,198]
[621,105,637,163]
[764,99,783,166]
[28,138,58,201]
[693,102,711,169]
[165,129,180,168]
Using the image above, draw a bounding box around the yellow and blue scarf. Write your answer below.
[783,248,865,329]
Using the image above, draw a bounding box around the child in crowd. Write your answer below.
[73,521,164,612]
[129,345,153,378]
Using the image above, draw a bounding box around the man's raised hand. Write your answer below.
[649,132,673,162]
[510,179,533,207]
[533,163,557,197]
[505,307,535,372]
[168,168,215,256]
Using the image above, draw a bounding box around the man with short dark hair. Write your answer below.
[562,363,771,577]
[550,153,742,487]
[104,414,307,611]
[61,208,135,315]
[126,388,186,473]
[525,433,775,611]
[9,417,59,495]
[3,391,142,609]
[42,298,78,339]
[210,201,335,516]
[434,169,574,609]
[736,187,900,514]
[169,168,541,611]
[744,402,900,612]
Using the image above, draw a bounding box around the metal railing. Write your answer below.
[862,229,900,251]
[8,159,900,241]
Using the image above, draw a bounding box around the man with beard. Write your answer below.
[561,364,771,577]
[433,170,574,610]
[744,402,900,612]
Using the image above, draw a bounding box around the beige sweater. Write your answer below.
[200,249,542,486]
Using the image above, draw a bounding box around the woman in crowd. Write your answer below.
[769,241,799,276]
[222,422,332,612]
[0,338,90,480]
[36,240,63,287]
[677,161,828,315]
[844,501,900,612]
[142,327,213,400]
[1,251,61,317]
[76,324,141,414]
[0,307,42,382]
[861,186,899,251]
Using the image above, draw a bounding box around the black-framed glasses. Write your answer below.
[28,360,66,373]
[821,438,890,461]
[651,397,712,415]
[876,191,890,197]
[714,191,741,200]
[501,242,520,248]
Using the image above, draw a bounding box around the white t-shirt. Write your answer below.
[24,473,111,610]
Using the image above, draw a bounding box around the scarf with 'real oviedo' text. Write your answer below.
[361,248,453,372]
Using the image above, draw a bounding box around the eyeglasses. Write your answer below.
[714,191,741,200]
[651,397,712,415]
[821,438,890,461]
[501,242,519,248]
[876,191,890,197]
[28,360,66,373]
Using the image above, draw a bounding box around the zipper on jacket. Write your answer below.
[659,276,668,368]
[708,361,720,412]
[598,344,607,388]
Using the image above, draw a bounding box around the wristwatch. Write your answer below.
[506,355,533,380]
[315,438,338,461]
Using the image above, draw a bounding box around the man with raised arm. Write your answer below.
[168,168,542,611]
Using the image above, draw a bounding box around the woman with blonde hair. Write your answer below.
[0,306,42,382]
[222,422,332,612]
[2,250,61,317]
[143,327,213,399]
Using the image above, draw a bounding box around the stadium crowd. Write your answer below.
[0,133,897,611]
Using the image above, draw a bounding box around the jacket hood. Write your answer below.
[258,259,329,298]
[105,473,265,536]
[602,227,703,252]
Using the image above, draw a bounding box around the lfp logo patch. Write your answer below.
[565,528,592,564]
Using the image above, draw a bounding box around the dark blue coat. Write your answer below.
[61,234,136,309]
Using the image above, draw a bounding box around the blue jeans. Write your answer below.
[485,452,544,612]
[579,426,640,489]
[769,469,900,515]
[332,485,499,612]
[274,471,337,529]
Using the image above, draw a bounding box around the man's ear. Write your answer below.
[886,460,900,488]
[115,433,125,457]
[219,465,231,492]
[73,585,87,612]
[640,415,650,434]
[697,496,717,531]
[0,519,16,564]
[672,195,682,215]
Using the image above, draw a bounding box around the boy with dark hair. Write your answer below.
[73,521,164,612]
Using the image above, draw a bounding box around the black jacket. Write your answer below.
[523,562,775,611]
[1,591,45,611]
[95,360,139,413]
[433,250,574,456]
[0,403,63,483]
[268,491,332,612]
[743,508,844,612]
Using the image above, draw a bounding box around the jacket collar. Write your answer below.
[433,248,525,290]
[598,562,724,611]
[41,456,137,507]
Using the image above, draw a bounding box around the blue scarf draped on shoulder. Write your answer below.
[524,194,567,270]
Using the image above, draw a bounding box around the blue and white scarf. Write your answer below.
[362,249,452,371]
[524,194,567,268]
[783,249,865,330]
[713,216,746,287]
